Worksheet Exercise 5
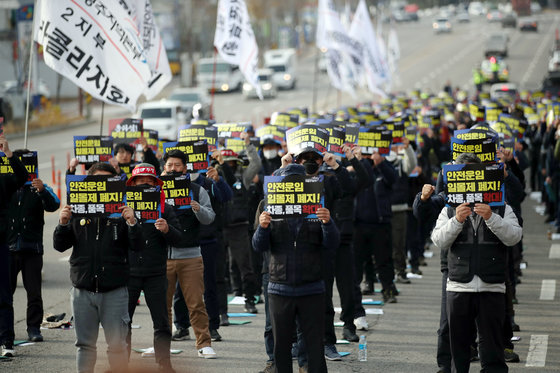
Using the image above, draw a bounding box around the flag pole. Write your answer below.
[209,47,218,120]
[24,0,37,149]
[99,101,105,136]
[311,48,319,115]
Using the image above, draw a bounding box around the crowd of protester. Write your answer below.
[0,84,555,373]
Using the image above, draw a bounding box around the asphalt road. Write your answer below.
[3,12,560,373]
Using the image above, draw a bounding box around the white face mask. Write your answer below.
[263,149,278,160]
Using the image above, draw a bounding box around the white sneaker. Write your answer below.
[198,346,217,359]
[354,316,369,331]
[1,344,15,357]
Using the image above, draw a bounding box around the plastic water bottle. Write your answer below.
[358,335,367,362]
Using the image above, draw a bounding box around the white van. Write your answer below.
[136,100,186,141]
[263,48,297,90]
[468,1,484,16]
[196,57,243,93]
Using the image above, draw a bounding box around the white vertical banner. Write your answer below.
[316,0,363,96]
[118,0,172,99]
[33,0,152,111]
[387,27,400,79]
[349,0,389,96]
[214,0,262,99]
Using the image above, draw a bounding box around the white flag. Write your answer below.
[349,0,390,94]
[33,0,152,112]
[316,0,363,95]
[214,0,261,99]
[118,0,172,99]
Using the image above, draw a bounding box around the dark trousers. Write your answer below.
[391,211,408,274]
[326,235,355,331]
[437,271,451,373]
[173,239,221,331]
[0,244,14,345]
[354,222,394,291]
[269,293,326,373]
[447,291,508,373]
[127,274,171,366]
[323,248,337,346]
[223,224,257,301]
[406,211,424,270]
[262,273,274,361]
[215,233,229,315]
[10,251,43,332]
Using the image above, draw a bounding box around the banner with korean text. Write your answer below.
[264,174,324,218]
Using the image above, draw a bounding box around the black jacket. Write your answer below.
[0,155,28,243]
[53,217,142,292]
[8,184,60,253]
[129,204,182,277]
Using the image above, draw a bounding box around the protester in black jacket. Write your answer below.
[7,151,60,342]
[0,135,28,357]
[53,162,141,373]
[125,163,182,373]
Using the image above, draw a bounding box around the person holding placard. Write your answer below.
[125,163,182,373]
[162,150,217,359]
[0,135,28,358]
[53,162,141,373]
[7,150,60,344]
[431,153,522,373]
[253,164,340,373]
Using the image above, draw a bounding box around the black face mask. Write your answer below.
[169,171,183,177]
[303,160,319,175]
[136,183,153,189]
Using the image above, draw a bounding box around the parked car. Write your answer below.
[501,13,517,28]
[484,33,509,57]
[243,68,277,99]
[490,83,518,100]
[456,11,470,22]
[549,51,560,72]
[264,49,297,90]
[136,100,186,141]
[486,9,503,22]
[169,87,211,120]
[519,17,538,32]
[433,18,452,33]
[542,72,560,96]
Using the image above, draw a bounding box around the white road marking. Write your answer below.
[526,335,548,367]
[520,15,558,88]
[539,280,556,301]
[550,244,560,259]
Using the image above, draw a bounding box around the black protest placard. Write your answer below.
[215,123,252,153]
[0,151,38,184]
[286,125,329,157]
[143,129,159,152]
[485,107,502,123]
[66,175,125,218]
[177,125,218,152]
[490,121,515,139]
[108,118,143,145]
[358,126,393,156]
[454,129,493,141]
[119,162,139,179]
[344,122,360,146]
[469,103,485,122]
[405,126,418,143]
[125,186,162,223]
[443,163,505,207]
[384,119,405,146]
[498,114,527,139]
[163,140,209,173]
[256,125,286,145]
[161,175,193,210]
[450,137,498,163]
[318,122,346,157]
[271,112,299,128]
[73,136,113,165]
[264,174,324,218]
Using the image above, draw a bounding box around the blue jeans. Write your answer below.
[263,273,274,362]
[0,244,14,346]
[71,286,130,373]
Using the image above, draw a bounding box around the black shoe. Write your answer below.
[245,300,258,314]
[470,345,479,362]
[504,348,520,363]
[27,330,43,342]
[512,322,520,332]
[382,289,397,303]
[390,283,400,296]
[210,328,222,342]
[342,327,359,342]
[410,267,423,275]
[1,343,15,357]
[361,282,374,295]
[396,272,411,284]
[220,313,230,326]
[419,257,428,266]
[172,328,190,341]
[259,361,275,373]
